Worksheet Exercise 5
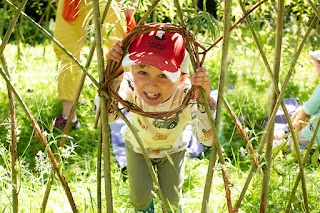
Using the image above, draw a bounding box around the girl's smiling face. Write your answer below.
[131,64,186,107]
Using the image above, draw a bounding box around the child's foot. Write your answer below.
[53,115,81,130]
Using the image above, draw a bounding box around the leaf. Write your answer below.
[165,151,174,166]
[311,149,319,166]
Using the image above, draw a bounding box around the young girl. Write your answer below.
[99,24,216,212]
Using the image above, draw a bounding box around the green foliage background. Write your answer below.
[1,0,320,212]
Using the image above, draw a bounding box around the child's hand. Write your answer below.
[190,67,214,108]
[274,129,286,140]
[290,107,300,121]
[292,120,301,130]
[106,40,124,62]
[291,107,310,130]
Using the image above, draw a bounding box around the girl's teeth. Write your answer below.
[146,93,158,97]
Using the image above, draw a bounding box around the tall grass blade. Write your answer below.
[0,0,28,56]
[0,2,8,37]
[1,51,18,213]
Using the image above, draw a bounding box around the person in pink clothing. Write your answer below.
[97,23,216,212]
[53,0,136,130]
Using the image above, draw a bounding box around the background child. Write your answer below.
[99,24,216,212]
[275,50,320,148]
[289,50,320,147]
[53,0,136,130]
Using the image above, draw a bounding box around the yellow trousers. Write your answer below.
[54,0,126,101]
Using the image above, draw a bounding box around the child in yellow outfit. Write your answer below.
[53,0,135,129]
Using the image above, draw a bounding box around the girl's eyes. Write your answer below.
[158,74,167,78]
[138,71,147,75]
[137,71,167,79]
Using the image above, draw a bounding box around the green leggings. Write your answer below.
[126,146,186,212]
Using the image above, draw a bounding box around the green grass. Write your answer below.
[1,42,320,213]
